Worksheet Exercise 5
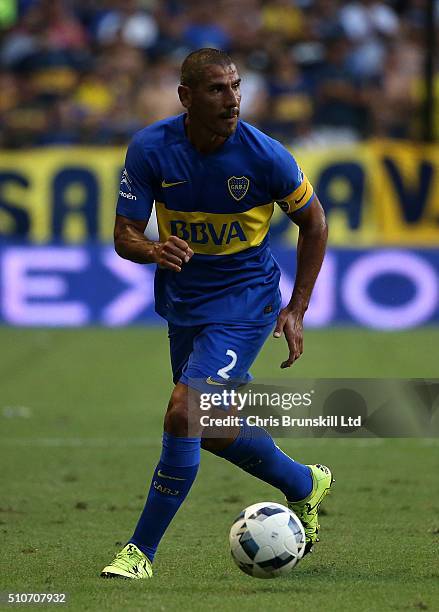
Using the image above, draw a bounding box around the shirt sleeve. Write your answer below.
[270,142,315,214]
[116,135,155,221]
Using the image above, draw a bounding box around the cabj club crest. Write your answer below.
[227,176,250,201]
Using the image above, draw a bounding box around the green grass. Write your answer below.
[1,328,438,611]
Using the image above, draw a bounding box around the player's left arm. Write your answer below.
[269,143,328,367]
[274,195,328,368]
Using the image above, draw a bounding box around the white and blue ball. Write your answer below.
[229,502,305,579]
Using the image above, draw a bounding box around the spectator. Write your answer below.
[339,0,400,78]
[370,25,422,138]
[41,0,88,51]
[94,0,159,50]
[182,4,231,51]
[0,0,433,146]
[261,0,307,42]
[261,53,314,141]
[1,3,45,67]
[135,56,182,124]
[314,36,371,137]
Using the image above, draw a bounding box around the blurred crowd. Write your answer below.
[0,0,437,148]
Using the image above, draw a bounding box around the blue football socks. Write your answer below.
[207,422,312,501]
[130,432,200,562]
[130,425,311,562]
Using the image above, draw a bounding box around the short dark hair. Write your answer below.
[180,48,233,88]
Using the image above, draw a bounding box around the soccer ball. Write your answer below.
[229,501,306,579]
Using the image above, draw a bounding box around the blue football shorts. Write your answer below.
[168,321,275,392]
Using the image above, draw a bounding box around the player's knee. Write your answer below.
[164,385,189,436]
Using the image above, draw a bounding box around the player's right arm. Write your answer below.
[114,215,193,272]
[114,135,193,272]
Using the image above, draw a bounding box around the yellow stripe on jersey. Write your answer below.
[276,174,314,213]
[156,201,274,255]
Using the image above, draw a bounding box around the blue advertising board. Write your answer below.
[0,245,438,329]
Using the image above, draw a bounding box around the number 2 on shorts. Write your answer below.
[217,349,237,380]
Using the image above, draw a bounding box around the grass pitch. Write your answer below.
[1,328,438,612]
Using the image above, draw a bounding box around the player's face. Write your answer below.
[188,64,241,138]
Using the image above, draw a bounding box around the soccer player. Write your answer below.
[101,48,333,580]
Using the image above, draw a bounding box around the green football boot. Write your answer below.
[100,543,153,579]
[287,464,334,555]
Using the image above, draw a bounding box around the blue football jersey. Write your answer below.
[116,114,314,326]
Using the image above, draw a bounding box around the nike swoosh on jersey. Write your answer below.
[294,185,308,204]
[157,470,186,481]
[206,376,227,386]
[161,180,187,188]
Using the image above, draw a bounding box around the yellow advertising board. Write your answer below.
[370,140,439,244]
[273,143,375,245]
[0,148,122,243]
[0,141,438,245]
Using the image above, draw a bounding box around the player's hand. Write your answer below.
[154,236,194,272]
[273,307,304,368]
